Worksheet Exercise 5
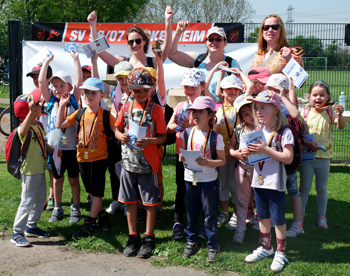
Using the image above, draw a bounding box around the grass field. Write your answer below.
[1,156,349,275]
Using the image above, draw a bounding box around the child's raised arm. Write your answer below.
[206,61,227,101]
[237,70,253,96]
[166,111,178,134]
[90,51,110,95]
[160,5,174,61]
[39,54,54,103]
[56,92,73,129]
[18,100,37,137]
[154,51,166,100]
[70,50,83,100]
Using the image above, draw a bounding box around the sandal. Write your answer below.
[72,219,96,239]
[317,215,328,229]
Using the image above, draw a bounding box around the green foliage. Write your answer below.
[246,27,259,43]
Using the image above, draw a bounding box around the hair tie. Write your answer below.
[313,81,330,91]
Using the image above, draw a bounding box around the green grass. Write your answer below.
[1,156,350,275]
[0,86,9,99]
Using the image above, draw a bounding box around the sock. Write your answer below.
[221,211,229,215]
[54,202,62,208]
[145,233,154,238]
[129,232,138,236]
[260,232,271,250]
[277,237,286,254]
[72,204,80,210]
[98,209,106,216]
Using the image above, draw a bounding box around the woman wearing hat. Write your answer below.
[169,22,241,102]
[250,14,303,74]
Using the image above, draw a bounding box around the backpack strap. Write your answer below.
[147,56,154,69]
[223,56,233,76]
[194,53,208,68]
[75,108,86,137]
[183,127,193,150]
[303,107,311,133]
[209,129,218,160]
[102,109,112,136]
[20,127,32,161]
[234,123,245,150]
[260,50,279,67]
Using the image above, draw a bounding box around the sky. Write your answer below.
[250,1,350,24]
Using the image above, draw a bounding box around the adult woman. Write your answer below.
[250,14,303,73]
[168,22,240,102]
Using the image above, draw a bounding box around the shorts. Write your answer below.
[286,172,300,199]
[157,146,164,185]
[254,188,286,226]
[78,158,108,198]
[50,150,79,179]
[119,169,160,206]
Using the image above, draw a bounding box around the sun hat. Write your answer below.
[234,93,254,114]
[248,90,281,109]
[145,67,157,80]
[26,64,52,77]
[14,88,41,119]
[127,68,155,89]
[265,73,289,91]
[220,75,242,90]
[49,70,72,86]
[186,96,216,112]
[247,67,271,84]
[81,65,92,72]
[113,61,134,77]
[180,68,206,87]
[79,77,105,93]
[207,26,226,39]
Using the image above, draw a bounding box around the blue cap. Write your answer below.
[79,77,105,93]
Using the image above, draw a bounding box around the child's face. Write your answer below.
[240,105,255,125]
[82,71,91,82]
[82,89,104,107]
[254,102,277,125]
[192,109,213,127]
[222,87,241,103]
[51,78,72,99]
[309,86,329,109]
[184,85,203,102]
[116,76,128,93]
[253,81,265,95]
[31,75,39,88]
[131,88,151,103]
[33,101,42,118]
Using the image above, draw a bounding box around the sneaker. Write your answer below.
[225,214,237,230]
[246,208,255,224]
[217,212,229,226]
[11,233,31,247]
[106,200,124,214]
[207,246,220,262]
[46,197,54,211]
[139,234,155,259]
[286,222,304,237]
[317,215,328,229]
[198,225,208,240]
[270,252,288,272]
[123,233,141,257]
[25,226,50,238]
[245,246,274,263]
[69,207,81,223]
[171,204,175,211]
[137,208,146,223]
[182,241,198,258]
[155,209,163,225]
[87,194,92,205]
[72,219,96,239]
[98,211,109,232]
[232,229,245,244]
[49,207,64,222]
[172,223,184,240]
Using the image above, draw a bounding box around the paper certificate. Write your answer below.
[27,47,52,68]
[82,36,110,58]
[126,120,147,151]
[179,149,203,172]
[241,130,271,164]
[301,134,315,161]
[282,57,309,89]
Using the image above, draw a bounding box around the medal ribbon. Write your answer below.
[191,126,210,157]
[258,125,277,172]
[279,46,305,57]
[30,122,46,159]
[55,101,68,134]
[222,105,233,138]
[128,99,149,126]
[83,108,99,148]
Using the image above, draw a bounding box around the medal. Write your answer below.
[84,151,89,160]
[193,175,197,186]
[258,175,264,185]
[62,136,67,145]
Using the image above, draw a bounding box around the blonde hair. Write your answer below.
[253,102,289,131]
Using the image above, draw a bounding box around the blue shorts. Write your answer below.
[286,172,300,199]
[46,151,52,170]
[254,188,286,226]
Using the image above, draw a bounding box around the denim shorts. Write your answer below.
[286,172,300,198]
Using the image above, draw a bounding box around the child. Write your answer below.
[179,96,225,262]
[114,68,166,258]
[244,90,294,272]
[227,93,255,243]
[38,52,82,224]
[300,81,345,229]
[56,78,116,237]
[247,67,271,97]
[11,89,54,246]
[167,68,206,239]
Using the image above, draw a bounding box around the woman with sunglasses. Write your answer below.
[250,14,303,74]
[169,22,240,102]
[87,6,173,70]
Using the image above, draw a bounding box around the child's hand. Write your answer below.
[28,100,37,114]
[165,5,174,23]
[288,77,295,93]
[87,11,97,25]
[196,156,208,166]
[117,102,123,111]
[308,142,320,152]
[273,86,285,98]
[241,147,251,159]
[70,49,79,59]
[60,92,71,106]
[45,53,54,64]
[335,104,344,116]
[153,50,163,63]
[135,138,149,149]
[174,114,179,124]
[120,133,129,144]
[176,21,189,33]
[179,153,185,162]
[280,46,292,62]
[57,149,63,158]
[248,139,268,154]
[176,115,191,130]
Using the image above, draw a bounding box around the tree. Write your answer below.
[246,27,259,43]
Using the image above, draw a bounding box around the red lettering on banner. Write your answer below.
[229,30,239,43]
[37,29,45,41]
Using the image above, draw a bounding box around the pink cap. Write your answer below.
[248,67,271,84]
[186,96,216,112]
[248,90,281,110]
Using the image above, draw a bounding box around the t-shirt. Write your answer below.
[174,101,194,155]
[115,101,166,174]
[251,127,294,192]
[66,107,116,163]
[194,52,241,102]
[215,104,237,156]
[18,124,47,175]
[180,127,225,182]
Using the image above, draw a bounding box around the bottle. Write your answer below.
[339,92,346,110]
[176,103,191,132]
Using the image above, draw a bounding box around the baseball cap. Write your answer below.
[81,65,92,72]
[234,93,253,114]
[186,96,216,112]
[265,73,289,91]
[180,68,206,87]
[113,61,134,77]
[248,90,281,109]
[26,64,53,78]
[14,88,41,119]
[206,26,226,39]
[79,77,105,93]
[248,67,271,84]
[145,67,157,80]
[127,68,155,89]
[49,71,72,86]
[220,75,242,90]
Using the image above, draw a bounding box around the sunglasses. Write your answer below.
[206,38,225,43]
[127,38,142,46]
[262,24,280,31]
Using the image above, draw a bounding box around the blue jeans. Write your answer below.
[185,179,220,248]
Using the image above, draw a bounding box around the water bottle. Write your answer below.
[339,92,346,110]
[176,103,191,132]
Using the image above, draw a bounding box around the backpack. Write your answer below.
[5,120,45,179]
[194,53,234,75]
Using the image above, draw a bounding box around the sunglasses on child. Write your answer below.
[262,24,280,31]
[206,38,225,43]
[127,38,143,46]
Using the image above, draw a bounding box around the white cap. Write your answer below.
[180,68,206,87]
[220,75,242,90]
[207,26,226,39]
[49,70,72,86]
[234,93,254,114]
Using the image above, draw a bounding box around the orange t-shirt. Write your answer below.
[67,107,116,163]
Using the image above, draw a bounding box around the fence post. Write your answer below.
[8,20,22,131]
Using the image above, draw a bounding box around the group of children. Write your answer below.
[10,21,346,272]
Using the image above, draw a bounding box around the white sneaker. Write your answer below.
[245,246,274,263]
[270,252,288,272]
[286,222,304,237]
[225,214,237,230]
[106,200,124,214]
[232,229,245,243]
[217,212,229,226]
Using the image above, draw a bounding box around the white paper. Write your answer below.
[126,120,147,151]
[282,57,309,89]
[27,46,52,68]
[82,36,110,58]
[53,144,61,175]
[218,65,239,75]
[180,149,203,172]
[301,134,315,161]
[114,160,123,179]
[241,129,271,164]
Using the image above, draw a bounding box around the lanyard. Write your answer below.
[191,126,210,157]
[30,123,46,159]
[128,99,149,126]
[258,125,277,172]
[222,105,233,138]
[55,101,68,134]
[279,46,305,57]
[312,104,334,110]
[82,108,99,148]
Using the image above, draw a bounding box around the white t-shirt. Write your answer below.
[180,127,225,183]
[251,127,294,192]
